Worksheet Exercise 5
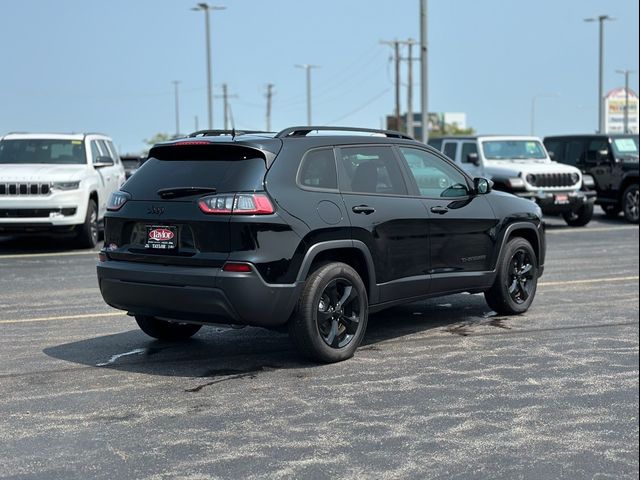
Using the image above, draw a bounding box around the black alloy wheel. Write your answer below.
[316,279,361,349]
[289,262,368,363]
[76,199,99,248]
[562,201,593,227]
[484,237,538,315]
[506,249,536,305]
[623,184,639,223]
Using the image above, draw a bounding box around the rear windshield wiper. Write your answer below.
[157,186,217,199]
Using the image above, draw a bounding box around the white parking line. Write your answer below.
[0,251,99,260]
[546,226,638,234]
[1,275,637,324]
[539,276,639,287]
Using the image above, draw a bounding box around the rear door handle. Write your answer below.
[430,206,449,215]
[352,205,375,215]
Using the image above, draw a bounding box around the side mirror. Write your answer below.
[597,149,612,163]
[94,156,114,168]
[474,177,492,195]
[467,152,480,166]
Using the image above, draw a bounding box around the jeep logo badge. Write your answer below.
[147,206,165,215]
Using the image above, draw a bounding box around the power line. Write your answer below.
[325,87,391,125]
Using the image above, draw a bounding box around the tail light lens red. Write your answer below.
[198,193,274,215]
[107,191,131,211]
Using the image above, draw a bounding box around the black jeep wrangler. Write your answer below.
[97,127,546,362]
[544,134,639,223]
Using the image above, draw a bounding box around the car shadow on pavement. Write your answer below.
[43,294,497,380]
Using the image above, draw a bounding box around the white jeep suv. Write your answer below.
[429,135,597,227]
[0,133,126,247]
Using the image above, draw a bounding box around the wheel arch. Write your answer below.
[499,222,543,268]
[618,175,639,203]
[296,240,378,303]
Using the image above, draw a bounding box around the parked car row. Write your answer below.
[429,133,639,225]
[0,132,127,247]
[3,126,635,362]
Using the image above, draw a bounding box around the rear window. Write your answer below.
[123,145,267,199]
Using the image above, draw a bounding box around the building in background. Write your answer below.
[386,112,471,139]
[605,87,639,134]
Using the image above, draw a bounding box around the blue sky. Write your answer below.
[1,0,638,153]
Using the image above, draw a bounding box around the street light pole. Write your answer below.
[530,93,559,135]
[295,64,320,125]
[192,3,226,130]
[172,81,181,137]
[420,0,428,142]
[585,15,614,134]
[616,69,637,133]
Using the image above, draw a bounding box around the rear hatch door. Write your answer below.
[104,142,275,267]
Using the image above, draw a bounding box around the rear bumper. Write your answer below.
[96,259,301,328]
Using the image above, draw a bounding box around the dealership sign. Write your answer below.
[605,87,639,134]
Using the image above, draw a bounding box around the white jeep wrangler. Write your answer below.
[429,135,597,226]
[0,133,126,247]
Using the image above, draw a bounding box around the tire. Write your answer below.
[75,199,99,248]
[562,201,593,227]
[135,315,202,340]
[602,205,621,219]
[622,184,639,224]
[289,262,368,363]
[485,237,538,315]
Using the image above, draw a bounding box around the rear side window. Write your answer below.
[461,142,478,163]
[427,138,443,151]
[123,145,267,200]
[339,146,407,195]
[298,148,338,190]
[443,142,458,161]
[544,140,565,162]
[565,140,585,166]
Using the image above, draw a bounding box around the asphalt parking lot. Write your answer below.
[0,213,638,480]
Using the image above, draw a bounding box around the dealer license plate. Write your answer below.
[145,225,178,250]
[554,194,570,205]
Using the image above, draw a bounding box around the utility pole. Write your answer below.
[216,83,237,130]
[381,40,402,132]
[616,69,637,133]
[172,81,181,137]
[265,84,274,131]
[192,3,226,129]
[420,0,429,142]
[195,115,199,131]
[584,15,614,133]
[401,39,418,138]
[295,64,320,125]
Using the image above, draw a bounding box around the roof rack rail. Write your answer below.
[188,129,271,138]
[274,126,415,140]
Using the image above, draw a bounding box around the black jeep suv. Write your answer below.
[544,134,639,223]
[97,127,546,362]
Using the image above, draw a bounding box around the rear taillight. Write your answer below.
[107,191,131,211]
[198,193,274,215]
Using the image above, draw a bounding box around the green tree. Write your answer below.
[143,133,173,146]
